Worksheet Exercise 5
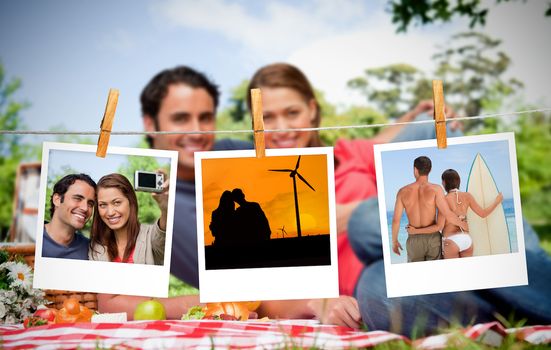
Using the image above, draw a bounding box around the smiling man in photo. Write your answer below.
[42,173,97,260]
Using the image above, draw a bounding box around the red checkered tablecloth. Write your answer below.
[0,320,549,349]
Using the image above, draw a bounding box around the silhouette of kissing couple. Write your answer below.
[209,188,271,247]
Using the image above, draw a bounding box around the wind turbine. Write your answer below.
[278,225,287,238]
[269,156,315,238]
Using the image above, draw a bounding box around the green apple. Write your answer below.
[133,300,166,321]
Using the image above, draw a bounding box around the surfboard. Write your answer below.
[466,153,511,256]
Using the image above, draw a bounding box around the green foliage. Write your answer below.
[216,108,252,143]
[348,32,522,126]
[433,32,523,123]
[390,0,490,32]
[117,156,169,225]
[320,106,387,145]
[0,64,30,239]
[227,79,250,122]
[513,111,551,224]
[168,274,199,296]
[534,224,551,256]
[215,79,254,142]
[389,0,550,33]
[348,63,425,118]
[0,249,8,264]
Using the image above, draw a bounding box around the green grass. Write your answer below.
[168,274,198,297]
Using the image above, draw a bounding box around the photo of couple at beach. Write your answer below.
[375,133,527,297]
[377,135,519,265]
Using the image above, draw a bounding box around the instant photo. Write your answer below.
[195,147,339,302]
[33,142,177,297]
[374,133,527,297]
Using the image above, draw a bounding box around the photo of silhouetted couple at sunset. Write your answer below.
[200,154,333,270]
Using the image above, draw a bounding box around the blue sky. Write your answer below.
[1,0,549,150]
[47,149,171,183]
[381,140,514,211]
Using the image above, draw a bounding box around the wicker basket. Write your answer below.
[1,244,98,311]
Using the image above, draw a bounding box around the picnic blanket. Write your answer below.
[0,320,549,349]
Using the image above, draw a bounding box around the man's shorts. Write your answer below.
[406,232,442,262]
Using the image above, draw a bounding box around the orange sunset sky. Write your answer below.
[201,154,330,246]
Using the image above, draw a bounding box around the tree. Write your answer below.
[0,64,30,240]
[320,106,387,145]
[389,0,551,33]
[216,109,251,142]
[227,80,250,123]
[216,79,253,142]
[347,32,522,128]
[432,32,523,126]
[347,63,426,118]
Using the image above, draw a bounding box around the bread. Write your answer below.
[204,302,250,321]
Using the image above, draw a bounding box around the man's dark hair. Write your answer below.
[231,188,245,203]
[413,156,432,176]
[140,66,220,147]
[441,169,461,193]
[50,174,97,218]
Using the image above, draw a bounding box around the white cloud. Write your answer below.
[153,0,371,58]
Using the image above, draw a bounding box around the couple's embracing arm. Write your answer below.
[406,214,445,234]
[405,187,466,234]
[391,190,405,255]
[435,188,467,230]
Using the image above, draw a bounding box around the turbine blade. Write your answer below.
[294,155,301,171]
[269,169,294,172]
[297,172,315,191]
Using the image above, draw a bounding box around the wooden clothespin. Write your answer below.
[250,88,265,158]
[96,89,120,158]
[432,80,447,149]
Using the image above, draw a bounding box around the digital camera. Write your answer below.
[134,170,164,193]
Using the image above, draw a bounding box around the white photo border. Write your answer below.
[195,147,339,302]
[374,132,528,298]
[33,142,178,298]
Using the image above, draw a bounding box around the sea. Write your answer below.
[388,198,518,264]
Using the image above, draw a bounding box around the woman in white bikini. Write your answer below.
[407,169,503,259]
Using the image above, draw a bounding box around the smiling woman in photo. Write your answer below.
[89,173,168,265]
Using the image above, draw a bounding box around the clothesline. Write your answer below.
[0,108,549,136]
